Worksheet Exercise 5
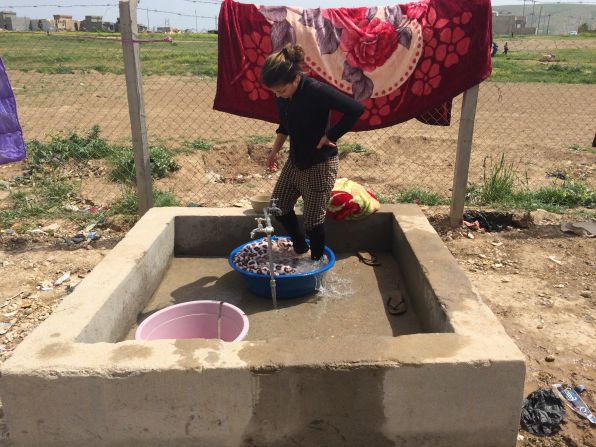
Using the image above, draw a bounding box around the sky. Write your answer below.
[0,0,593,31]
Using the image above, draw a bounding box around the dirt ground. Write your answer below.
[0,208,594,446]
[7,70,596,206]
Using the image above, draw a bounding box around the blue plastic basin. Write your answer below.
[228,237,336,299]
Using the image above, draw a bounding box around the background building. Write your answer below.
[81,15,103,32]
[492,11,537,36]
[53,14,77,32]
[29,19,56,32]
[0,11,31,31]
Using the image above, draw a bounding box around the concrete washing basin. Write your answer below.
[0,205,525,447]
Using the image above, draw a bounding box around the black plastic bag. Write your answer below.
[521,388,566,436]
[463,210,513,232]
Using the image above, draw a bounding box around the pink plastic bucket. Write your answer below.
[135,300,249,342]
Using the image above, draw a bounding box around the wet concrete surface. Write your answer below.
[125,252,423,341]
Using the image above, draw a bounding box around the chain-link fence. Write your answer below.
[1,25,595,215]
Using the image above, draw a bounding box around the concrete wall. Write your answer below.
[0,206,526,447]
[492,14,535,36]
[30,19,55,32]
[3,17,30,31]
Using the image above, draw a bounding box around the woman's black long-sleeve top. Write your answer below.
[276,75,365,170]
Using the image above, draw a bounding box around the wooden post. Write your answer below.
[450,84,479,228]
[120,0,153,215]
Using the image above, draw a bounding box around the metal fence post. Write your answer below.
[450,84,480,228]
[119,0,153,215]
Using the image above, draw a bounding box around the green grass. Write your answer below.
[378,189,448,206]
[247,135,275,145]
[109,146,180,183]
[109,189,180,215]
[338,143,369,156]
[176,138,213,153]
[568,143,596,154]
[0,173,181,228]
[4,31,593,83]
[490,47,596,83]
[466,153,595,212]
[0,176,80,228]
[480,154,516,203]
[0,31,217,77]
[530,181,594,208]
[28,124,116,167]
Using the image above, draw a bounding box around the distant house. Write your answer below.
[156,26,181,34]
[492,11,536,35]
[30,19,56,32]
[53,14,76,32]
[81,15,103,32]
[102,22,116,32]
[0,11,31,31]
[114,20,147,33]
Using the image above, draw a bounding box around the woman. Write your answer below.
[260,44,364,260]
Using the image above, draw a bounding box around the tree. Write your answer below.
[578,22,590,33]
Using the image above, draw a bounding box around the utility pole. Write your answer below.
[531,0,536,27]
[195,9,198,33]
[546,14,551,35]
[536,5,543,34]
[523,0,526,20]
[146,8,149,31]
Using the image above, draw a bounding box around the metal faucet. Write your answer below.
[265,198,282,218]
[250,217,266,239]
[250,198,281,239]
[248,198,282,309]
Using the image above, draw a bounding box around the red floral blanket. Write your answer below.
[214,0,492,130]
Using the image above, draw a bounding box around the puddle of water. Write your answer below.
[315,270,353,299]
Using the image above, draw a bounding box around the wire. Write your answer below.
[137,7,216,20]
[181,0,222,4]
[0,3,116,7]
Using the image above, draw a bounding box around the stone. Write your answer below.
[512,212,531,228]
[580,291,592,299]
[42,223,61,233]
[545,355,555,362]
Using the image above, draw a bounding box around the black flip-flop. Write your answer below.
[387,293,407,315]
[356,250,381,266]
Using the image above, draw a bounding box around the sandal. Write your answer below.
[356,250,381,266]
[386,291,407,315]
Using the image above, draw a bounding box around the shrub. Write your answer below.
[109,146,180,183]
[109,189,180,215]
[28,125,115,166]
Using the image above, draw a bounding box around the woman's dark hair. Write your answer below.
[260,44,305,88]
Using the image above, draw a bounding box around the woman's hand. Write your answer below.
[267,150,279,171]
[316,135,337,149]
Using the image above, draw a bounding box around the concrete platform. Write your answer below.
[0,205,526,447]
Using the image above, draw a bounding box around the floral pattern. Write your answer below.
[361,89,401,125]
[437,27,471,68]
[241,68,270,101]
[411,58,441,96]
[242,32,272,66]
[340,17,398,72]
[218,0,488,128]
[240,32,273,101]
